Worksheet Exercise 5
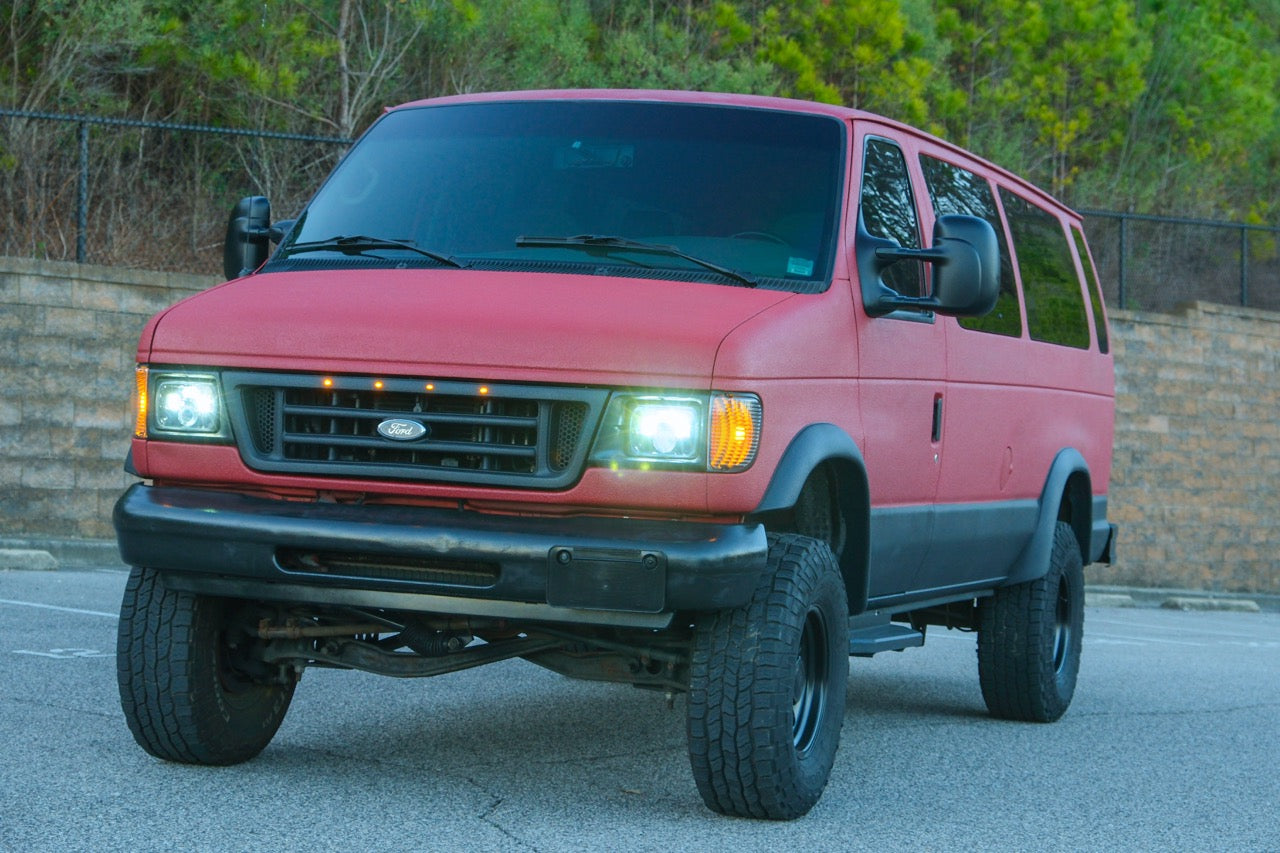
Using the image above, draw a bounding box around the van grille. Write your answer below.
[223,372,605,489]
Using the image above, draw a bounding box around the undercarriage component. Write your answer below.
[397,617,474,657]
[260,630,563,678]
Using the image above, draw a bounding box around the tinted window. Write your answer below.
[1000,189,1091,349]
[272,101,844,292]
[920,155,1021,337]
[1072,226,1109,353]
[860,137,923,297]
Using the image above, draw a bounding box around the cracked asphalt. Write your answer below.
[3,567,1278,851]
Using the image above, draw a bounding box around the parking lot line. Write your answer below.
[0,598,118,619]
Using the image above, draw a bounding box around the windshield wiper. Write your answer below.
[283,235,465,268]
[515,234,758,287]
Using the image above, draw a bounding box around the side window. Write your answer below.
[860,137,923,298]
[999,188,1091,349]
[920,155,1021,337]
[1072,226,1110,353]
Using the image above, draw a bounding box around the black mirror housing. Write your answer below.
[930,214,999,316]
[223,196,273,280]
[856,212,999,318]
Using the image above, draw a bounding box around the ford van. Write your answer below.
[115,90,1116,819]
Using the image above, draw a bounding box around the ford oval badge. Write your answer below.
[376,418,429,441]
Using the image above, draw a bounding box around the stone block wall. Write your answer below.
[1097,302,1280,594]
[0,258,214,539]
[1,258,1276,593]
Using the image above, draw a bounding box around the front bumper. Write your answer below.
[113,484,767,628]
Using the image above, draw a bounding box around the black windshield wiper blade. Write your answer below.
[515,234,758,287]
[283,235,465,268]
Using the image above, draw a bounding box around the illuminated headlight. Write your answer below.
[142,371,227,438]
[591,392,761,472]
[628,401,701,460]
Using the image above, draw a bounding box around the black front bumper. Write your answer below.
[114,484,767,628]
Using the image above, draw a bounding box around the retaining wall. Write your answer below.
[1,257,1276,593]
[1099,302,1279,594]
[0,258,211,541]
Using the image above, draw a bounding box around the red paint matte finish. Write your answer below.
[143,268,793,387]
[137,440,719,516]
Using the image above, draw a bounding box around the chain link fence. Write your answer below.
[3,109,1278,311]
[0,109,350,275]
[1081,210,1280,314]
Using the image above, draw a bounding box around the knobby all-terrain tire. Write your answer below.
[116,565,295,765]
[687,533,849,820]
[977,521,1084,722]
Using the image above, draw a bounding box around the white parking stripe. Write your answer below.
[1090,616,1276,641]
[1086,631,1205,647]
[0,598,118,619]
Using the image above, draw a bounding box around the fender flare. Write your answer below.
[1005,448,1092,586]
[751,423,871,612]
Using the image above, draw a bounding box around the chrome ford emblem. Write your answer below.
[376,418,428,441]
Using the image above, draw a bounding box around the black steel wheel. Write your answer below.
[792,603,832,753]
[116,566,295,765]
[977,521,1085,722]
[687,533,848,820]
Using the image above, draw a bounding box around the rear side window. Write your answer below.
[1072,226,1109,353]
[860,137,924,298]
[999,189,1091,349]
[920,155,1021,337]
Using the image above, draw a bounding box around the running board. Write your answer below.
[848,615,925,657]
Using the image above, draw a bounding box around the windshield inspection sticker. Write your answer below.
[787,257,814,277]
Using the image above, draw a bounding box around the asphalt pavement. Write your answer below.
[2,565,1278,852]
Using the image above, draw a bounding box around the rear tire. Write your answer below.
[977,521,1084,722]
[687,534,848,819]
[116,566,295,764]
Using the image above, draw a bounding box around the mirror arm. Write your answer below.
[874,245,948,265]
[863,245,949,316]
[268,220,296,243]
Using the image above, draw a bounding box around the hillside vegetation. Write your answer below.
[3,0,1278,272]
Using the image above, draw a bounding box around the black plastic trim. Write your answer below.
[750,423,871,612]
[1006,448,1097,585]
[220,370,608,490]
[113,484,766,622]
[1092,495,1117,564]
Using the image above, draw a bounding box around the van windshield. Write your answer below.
[270,100,845,292]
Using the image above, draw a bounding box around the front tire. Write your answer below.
[687,534,848,820]
[116,566,295,765]
[977,521,1084,722]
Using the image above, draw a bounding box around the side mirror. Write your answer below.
[223,196,272,280]
[856,212,999,317]
[930,214,999,316]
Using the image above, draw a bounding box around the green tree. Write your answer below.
[711,0,940,126]
[1108,0,1280,218]
[935,0,1148,197]
[585,1,777,94]
[2,0,162,111]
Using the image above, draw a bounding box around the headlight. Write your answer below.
[627,399,701,461]
[591,392,760,472]
[136,369,228,440]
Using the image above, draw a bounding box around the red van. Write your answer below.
[115,90,1116,819]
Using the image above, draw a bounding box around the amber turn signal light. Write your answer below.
[133,366,149,439]
[708,394,761,471]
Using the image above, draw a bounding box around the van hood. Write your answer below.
[143,268,795,386]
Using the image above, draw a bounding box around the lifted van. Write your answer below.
[115,90,1116,820]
